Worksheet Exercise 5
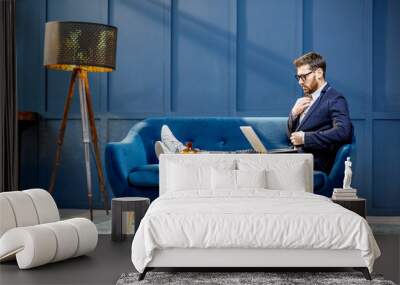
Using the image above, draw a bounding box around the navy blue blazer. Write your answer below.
[287,83,353,173]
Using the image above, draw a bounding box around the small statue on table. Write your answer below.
[342,157,353,189]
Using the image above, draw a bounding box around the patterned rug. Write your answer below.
[116,271,396,285]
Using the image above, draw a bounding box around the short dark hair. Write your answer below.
[293,52,326,77]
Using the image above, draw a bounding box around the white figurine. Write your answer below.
[343,157,352,189]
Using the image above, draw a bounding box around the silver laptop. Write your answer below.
[240,126,297,154]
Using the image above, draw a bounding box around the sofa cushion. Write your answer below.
[128,164,159,187]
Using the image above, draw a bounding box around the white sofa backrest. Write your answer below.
[159,154,313,195]
[0,189,60,237]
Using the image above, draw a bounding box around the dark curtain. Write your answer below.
[0,0,18,192]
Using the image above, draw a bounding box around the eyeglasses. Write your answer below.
[295,71,313,82]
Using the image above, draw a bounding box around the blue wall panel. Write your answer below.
[237,0,302,114]
[351,120,368,202]
[373,0,400,113]
[304,0,370,118]
[109,0,169,114]
[171,0,234,114]
[19,124,39,190]
[373,121,400,211]
[108,119,141,142]
[16,0,46,112]
[17,0,400,214]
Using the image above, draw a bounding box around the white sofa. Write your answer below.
[0,188,98,269]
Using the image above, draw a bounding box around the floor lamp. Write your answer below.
[43,21,118,220]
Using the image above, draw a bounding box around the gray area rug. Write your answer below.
[116,271,396,285]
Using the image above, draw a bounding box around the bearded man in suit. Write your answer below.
[288,52,353,174]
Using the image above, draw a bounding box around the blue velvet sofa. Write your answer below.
[105,117,355,200]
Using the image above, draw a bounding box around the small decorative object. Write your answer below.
[122,211,135,235]
[343,157,353,189]
[44,21,118,220]
[180,142,199,154]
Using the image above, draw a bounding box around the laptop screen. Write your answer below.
[240,126,268,153]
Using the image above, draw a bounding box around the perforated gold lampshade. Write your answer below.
[44,21,117,72]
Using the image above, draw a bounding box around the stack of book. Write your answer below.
[332,188,358,200]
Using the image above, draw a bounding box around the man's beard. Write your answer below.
[303,80,319,95]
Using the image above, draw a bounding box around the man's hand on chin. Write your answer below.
[291,97,312,117]
[290,131,305,146]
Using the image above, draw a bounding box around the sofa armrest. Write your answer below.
[105,131,147,197]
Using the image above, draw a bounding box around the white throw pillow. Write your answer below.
[211,169,236,190]
[161,125,185,153]
[237,169,267,189]
[167,162,211,191]
[211,169,267,190]
[238,159,308,192]
[265,162,307,191]
[167,160,236,192]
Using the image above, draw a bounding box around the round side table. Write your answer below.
[111,197,150,241]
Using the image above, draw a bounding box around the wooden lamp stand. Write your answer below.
[48,69,109,220]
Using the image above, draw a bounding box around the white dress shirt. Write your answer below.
[299,82,327,123]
